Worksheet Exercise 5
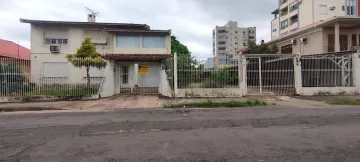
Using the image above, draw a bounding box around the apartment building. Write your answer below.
[213,21,256,60]
[269,0,360,54]
[20,14,172,97]
[272,0,358,40]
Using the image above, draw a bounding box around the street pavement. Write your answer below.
[1,106,360,161]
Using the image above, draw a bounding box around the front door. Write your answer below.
[120,65,130,87]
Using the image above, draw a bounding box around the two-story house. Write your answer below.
[20,14,172,97]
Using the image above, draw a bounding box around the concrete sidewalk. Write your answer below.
[0,95,342,113]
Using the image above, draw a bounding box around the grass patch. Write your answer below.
[164,100,267,108]
[27,88,98,96]
[327,99,360,105]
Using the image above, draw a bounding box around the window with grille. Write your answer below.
[43,29,69,45]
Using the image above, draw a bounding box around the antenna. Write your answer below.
[85,6,100,17]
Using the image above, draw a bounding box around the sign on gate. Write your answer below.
[139,65,148,74]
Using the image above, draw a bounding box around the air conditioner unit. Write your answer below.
[300,37,307,44]
[291,39,297,45]
[330,6,335,10]
[50,46,60,53]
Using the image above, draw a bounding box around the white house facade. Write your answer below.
[20,15,172,97]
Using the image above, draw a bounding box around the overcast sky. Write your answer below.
[0,0,277,56]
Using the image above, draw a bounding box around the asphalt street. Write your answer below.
[1,106,360,162]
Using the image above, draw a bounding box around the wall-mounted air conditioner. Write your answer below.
[330,6,336,10]
[50,46,60,53]
[300,37,307,44]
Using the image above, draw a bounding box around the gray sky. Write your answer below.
[0,0,277,56]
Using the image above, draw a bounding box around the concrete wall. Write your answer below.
[276,29,323,54]
[160,66,173,97]
[176,88,243,98]
[100,60,115,97]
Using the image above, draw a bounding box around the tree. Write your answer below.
[66,37,107,86]
[171,36,200,87]
[246,40,278,54]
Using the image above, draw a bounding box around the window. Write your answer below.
[280,20,288,29]
[218,47,226,50]
[116,34,140,48]
[249,30,255,34]
[281,44,293,54]
[319,5,327,15]
[143,35,166,48]
[289,2,299,12]
[218,30,227,33]
[273,29,277,32]
[352,34,357,46]
[347,6,355,15]
[249,36,255,39]
[235,31,238,34]
[43,62,68,77]
[43,29,68,45]
[84,30,107,44]
[280,0,287,5]
[218,41,226,44]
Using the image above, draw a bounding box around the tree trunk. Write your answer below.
[86,67,90,88]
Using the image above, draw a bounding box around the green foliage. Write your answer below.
[247,40,278,54]
[66,37,107,85]
[327,99,360,105]
[171,36,190,55]
[171,36,201,87]
[0,63,31,94]
[203,68,237,88]
[164,99,267,108]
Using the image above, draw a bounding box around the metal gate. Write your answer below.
[245,54,296,95]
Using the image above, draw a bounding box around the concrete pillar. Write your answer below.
[352,53,360,92]
[133,63,138,86]
[173,52,178,97]
[238,54,247,96]
[99,60,115,97]
[293,54,302,95]
[335,23,340,52]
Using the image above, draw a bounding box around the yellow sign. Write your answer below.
[138,65,148,74]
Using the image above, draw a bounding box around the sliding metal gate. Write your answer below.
[245,54,296,95]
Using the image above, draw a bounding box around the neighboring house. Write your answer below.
[20,14,172,97]
[269,0,360,54]
[0,39,31,80]
[213,21,256,62]
[272,0,357,40]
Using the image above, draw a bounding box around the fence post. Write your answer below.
[173,52,178,98]
[293,54,302,95]
[238,54,247,96]
[352,53,360,92]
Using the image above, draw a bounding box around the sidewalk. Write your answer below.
[0,95,343,113]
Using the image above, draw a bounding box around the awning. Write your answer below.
[102,54,172,61]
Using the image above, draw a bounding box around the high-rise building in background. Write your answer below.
[213,21,256,60]
[271,0,359,40]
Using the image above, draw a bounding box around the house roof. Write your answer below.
[268,16,360,44]
[271,9,279,14]
[20,18,150,30]
[0,39,30,59]
[102,54,172,60]
[103,28,171,34]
